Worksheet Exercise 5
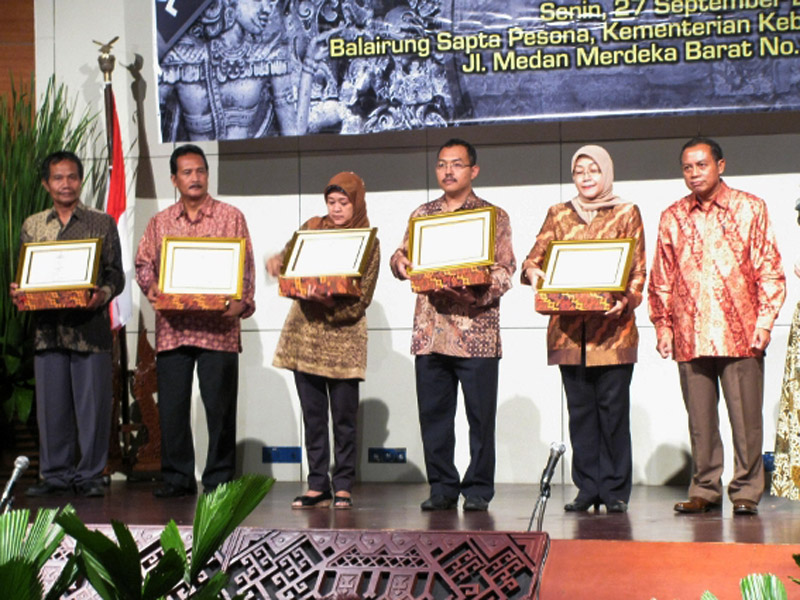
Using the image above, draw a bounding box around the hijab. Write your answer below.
[306,171,369,230]
[570,145,627,224]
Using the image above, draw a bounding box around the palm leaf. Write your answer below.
[44,553,79,600]
[701,592,719,600]
[0,509,29,564]
[111,520,145,594]
[0,558,43,600]
[160,520,187,569]
[141,548,185,600]
[189,475,274,582]
[189,571,230,600]
[56,512,141,600]
[0,506,73,568]
[740,573,787,600]
[72,547,119,600]
[23,506,73,571]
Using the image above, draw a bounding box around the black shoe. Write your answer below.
[25,480,70,497]
[420,494,458,511]
[564,497,600,512]
[153,483,197,498]
[605,500,628,513]
[463,496,490,511]
[291,490,332,509]
[74,481,105,498]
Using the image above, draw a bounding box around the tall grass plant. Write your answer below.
[0,75,99,422]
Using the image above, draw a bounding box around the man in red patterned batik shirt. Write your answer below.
[649,137,785,516]
[135,144,255,498]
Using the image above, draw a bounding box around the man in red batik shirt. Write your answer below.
[135,144,255,498]
[649,137,785,516]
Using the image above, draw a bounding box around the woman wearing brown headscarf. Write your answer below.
[521,145,646,514]
[267,172,380,509]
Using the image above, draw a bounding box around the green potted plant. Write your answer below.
[0,75,99,425]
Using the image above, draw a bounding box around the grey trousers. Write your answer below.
[678,356,765,503]
[34,350,112,486]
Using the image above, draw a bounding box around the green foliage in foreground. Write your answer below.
[55,474,275,599]
[702,573,788,600]
[0,505,79,600]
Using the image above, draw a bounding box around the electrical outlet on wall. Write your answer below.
[368,448,407,463]
[262,446,302,463]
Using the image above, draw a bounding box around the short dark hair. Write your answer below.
[681,137,723,162]
[41,150,83,181]
[170,144,209,175]
[438,138,477,166]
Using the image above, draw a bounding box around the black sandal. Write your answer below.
[333,495,353,509]
[291,490,332,509]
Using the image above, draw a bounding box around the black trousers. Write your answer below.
[560,363,633,504]
[156,347,238,490]
[294,371,359,493]
[415,354,499,501]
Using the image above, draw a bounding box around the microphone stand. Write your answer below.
[527,478,552,532]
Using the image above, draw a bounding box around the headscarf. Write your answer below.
[306,171,369,230]
[569,145,627,224]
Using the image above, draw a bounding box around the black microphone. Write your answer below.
[540,442,566,492]
[0,455,30,513]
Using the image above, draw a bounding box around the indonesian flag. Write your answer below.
[105,89,133,330]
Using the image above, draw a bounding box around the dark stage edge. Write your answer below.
[15,481,800,544]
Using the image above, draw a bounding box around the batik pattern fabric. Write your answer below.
[273,238,380,381]
[134,195,256,353]
[521,201,646,366]
[390,193,516,358]
[772,303,800,500]
[21,202,124,353]
[648,181,785,362]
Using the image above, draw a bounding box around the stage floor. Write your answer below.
[13,480,800,544]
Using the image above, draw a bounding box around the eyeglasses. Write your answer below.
[573,167,601,178]
[436,161,473,171]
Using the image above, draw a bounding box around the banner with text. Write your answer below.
[156,0,800,141]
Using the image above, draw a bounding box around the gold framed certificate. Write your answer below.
[16,238,102,291]
[281,228,377,278]
[158,237,245,299]
[539,239,635,293]
[408,207,495,274]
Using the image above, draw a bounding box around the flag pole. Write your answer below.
[96,37,131,466]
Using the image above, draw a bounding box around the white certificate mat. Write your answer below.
[17,239,101,291]
[409,207,495,272]
[160,237,245,297]
[282,228,376,277]
[539,239,635,292]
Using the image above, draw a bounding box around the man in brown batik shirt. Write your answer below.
[390,138,515,512]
